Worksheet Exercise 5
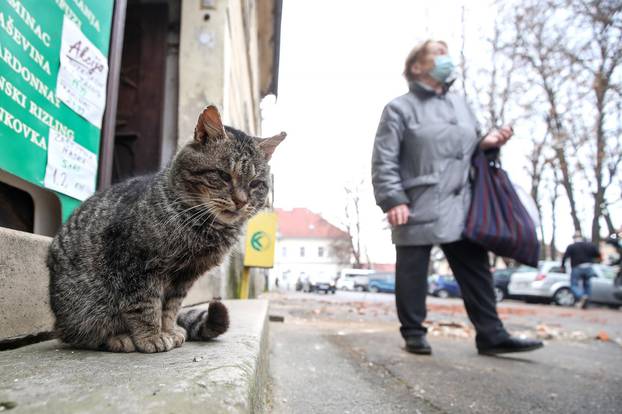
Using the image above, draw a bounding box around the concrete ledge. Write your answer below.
[0,226,244,342]
[0,227,54,340]
[0,299,269,413]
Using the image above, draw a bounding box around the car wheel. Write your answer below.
[369,286,379,293]
[436,289,449,299]
[494,287,505,302]
[355,286,364,292]
[553,288,576,307]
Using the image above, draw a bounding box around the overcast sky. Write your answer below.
[261,0,619,263]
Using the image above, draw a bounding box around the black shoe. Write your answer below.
[405,336,432,355]
[478,336,544,356]
[577,296,587,309]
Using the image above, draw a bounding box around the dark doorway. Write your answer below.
[112,2,169,183]
[0,182,34,233]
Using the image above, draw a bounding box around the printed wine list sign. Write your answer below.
[56,16,109,128]
[44,128,97,201]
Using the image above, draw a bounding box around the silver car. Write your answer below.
[508,261,622,308]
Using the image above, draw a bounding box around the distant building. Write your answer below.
[366,263,396,273]
[271,208,350,290]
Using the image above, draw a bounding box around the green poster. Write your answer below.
[0,0,114,220]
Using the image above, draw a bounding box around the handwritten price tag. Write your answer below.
[56,16,108,128]
[44,128,97,201]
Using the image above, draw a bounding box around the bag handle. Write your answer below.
[484,147,501,169]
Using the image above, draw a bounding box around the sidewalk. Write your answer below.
[0,300,269,414]
[267,291,622,413]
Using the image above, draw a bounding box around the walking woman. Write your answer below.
[371,40,543,355]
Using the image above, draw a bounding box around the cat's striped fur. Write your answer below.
[47,106,284,352]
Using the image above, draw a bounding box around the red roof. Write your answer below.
[275,208,349,239]
[369,263,396,272]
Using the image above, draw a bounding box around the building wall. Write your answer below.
[0,0,275,344]
[223,0,261,134]
[179,0,263,144]
[178,0,267,299]
[270,237,348,290]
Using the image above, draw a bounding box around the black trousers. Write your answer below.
[395,239,510,348]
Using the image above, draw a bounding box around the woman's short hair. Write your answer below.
[403,40,448,81]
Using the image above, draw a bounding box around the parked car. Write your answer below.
[493,266,536,302]
[302,274,336,294]
[428,274,461,298]
[508,261,622,308]
[336,269,375,291]
[368,273,395,293]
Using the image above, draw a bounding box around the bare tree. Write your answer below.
[507,0,585,235]
[458,4,469,98]
[342,180,367,268]
[525,132,549,256]
[464,0,621,248]
[330,237,353,266]
[560,0,622,243]
[548,166,562,259]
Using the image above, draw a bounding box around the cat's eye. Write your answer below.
[249,180,264,189]
[217,170,232,182]
[192,168,231,185]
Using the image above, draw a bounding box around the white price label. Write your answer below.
[44,128,97,200]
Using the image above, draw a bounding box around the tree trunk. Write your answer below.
[550,179,559,260]
[591,86,607,244]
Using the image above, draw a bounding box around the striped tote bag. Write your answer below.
[463,149,540,267]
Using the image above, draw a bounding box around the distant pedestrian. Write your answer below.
[562,233,601,309]
[372,40,543,356]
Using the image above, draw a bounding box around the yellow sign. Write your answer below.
[243,211,278,268]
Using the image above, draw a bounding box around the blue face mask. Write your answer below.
[429,55,455,83]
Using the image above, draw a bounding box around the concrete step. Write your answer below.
[0,226,242,345]
[0,227,54,341]
[0,299,269,413]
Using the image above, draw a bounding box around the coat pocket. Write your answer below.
[402,173,440,224]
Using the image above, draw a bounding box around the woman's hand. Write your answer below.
[387,204,409,226]
[480,125,513,149]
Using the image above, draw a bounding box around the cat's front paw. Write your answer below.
[167,326,186,348]
[134,333,176,353]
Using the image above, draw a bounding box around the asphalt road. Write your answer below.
[266,290,622,414]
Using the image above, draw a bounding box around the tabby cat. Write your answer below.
[47,106,285,353]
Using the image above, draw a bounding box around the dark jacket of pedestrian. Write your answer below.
[562,241,601,269]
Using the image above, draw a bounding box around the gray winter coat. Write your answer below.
[371,81,481,246]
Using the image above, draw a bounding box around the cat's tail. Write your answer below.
[177,300,230,341]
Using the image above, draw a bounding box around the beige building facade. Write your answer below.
[0,0,282,342]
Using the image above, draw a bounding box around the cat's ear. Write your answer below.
[255,132,286,161]
[194,106,228,144]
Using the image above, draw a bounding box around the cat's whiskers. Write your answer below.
[160,200,213,228]
[171,203,214,234]
[150,195,206,225]
[167,204,222,265]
